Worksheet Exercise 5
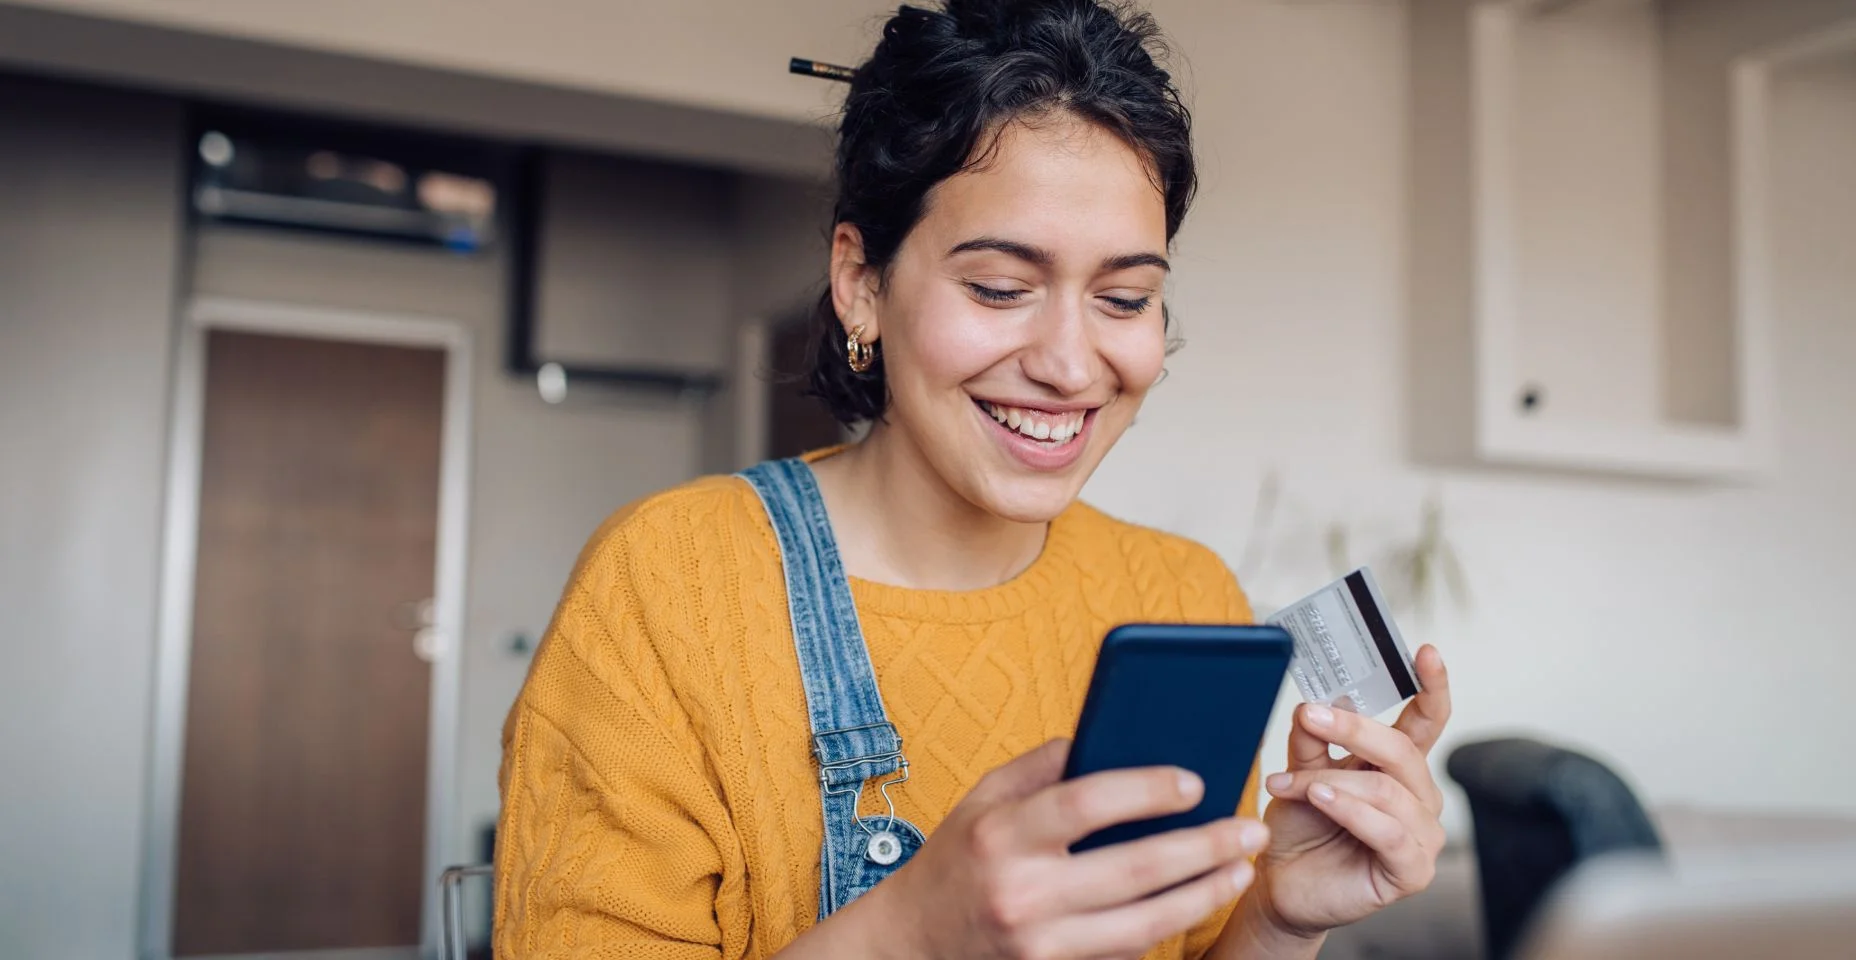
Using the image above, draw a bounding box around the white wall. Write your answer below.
[1660,0,1856,425]
[0,75,185,959]
[1084,0,1856,830]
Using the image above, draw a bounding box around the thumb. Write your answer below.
[967,738,1070,806]
[1287,704,1336,772]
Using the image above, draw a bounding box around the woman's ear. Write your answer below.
[830,222,881,343]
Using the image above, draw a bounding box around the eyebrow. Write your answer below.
[946,237,1170,274]
[1101,251,1171,273]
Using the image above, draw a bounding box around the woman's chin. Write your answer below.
[969,471,1089,525]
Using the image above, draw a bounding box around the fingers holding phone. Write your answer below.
[866,740,1266,960]
[1023,768,1270,912]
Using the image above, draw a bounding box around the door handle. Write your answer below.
[413,626,441,664]
[394,598,441,662]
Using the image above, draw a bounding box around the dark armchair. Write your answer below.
[1445,737,1664,960]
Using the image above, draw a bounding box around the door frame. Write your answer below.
[141,297,474,960]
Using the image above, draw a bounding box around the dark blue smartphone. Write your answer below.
[1062,623,1293,852]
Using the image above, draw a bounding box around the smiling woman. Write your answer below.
[493,3,1452,959]
[816,115,1174,539]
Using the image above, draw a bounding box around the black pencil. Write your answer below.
[789,58,856,83]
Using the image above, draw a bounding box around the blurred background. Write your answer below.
[1,1,1852,959]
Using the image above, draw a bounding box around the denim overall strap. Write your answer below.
[739,458,924,919]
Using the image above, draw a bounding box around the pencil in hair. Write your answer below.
[789,57,856,82]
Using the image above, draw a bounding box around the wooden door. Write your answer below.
[173,329,445,956]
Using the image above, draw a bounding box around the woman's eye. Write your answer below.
[1100,295,1153,316]
[966,283,1027,305]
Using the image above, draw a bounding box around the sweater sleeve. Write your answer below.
[494,525,740,959]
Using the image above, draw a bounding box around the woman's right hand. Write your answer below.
[848,739,1268,960]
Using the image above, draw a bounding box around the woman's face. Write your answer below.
[832,113,1171,524]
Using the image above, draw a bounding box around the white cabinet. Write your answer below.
[1407,0,1834,479]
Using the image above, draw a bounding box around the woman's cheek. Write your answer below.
[908,302,1024,385]
[1103,316,1169,396]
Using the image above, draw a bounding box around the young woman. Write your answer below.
[494,2,1452,958]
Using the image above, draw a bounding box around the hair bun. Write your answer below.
[942,0,1094,35]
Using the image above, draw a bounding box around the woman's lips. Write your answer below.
[974,398,1097,471]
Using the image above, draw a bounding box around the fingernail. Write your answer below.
[1229,861,1255,888]
[1266,773,1293,794]
[1178,769,1204,800]
[1239,821,1270,853]
[1306,704,1334,728]
[1310,782,1337,803]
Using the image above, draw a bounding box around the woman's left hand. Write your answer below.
[1247,645,1453,941]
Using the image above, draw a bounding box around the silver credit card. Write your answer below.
[1266,567,1419,718]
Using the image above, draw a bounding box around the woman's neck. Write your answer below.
[811,425,1049,592]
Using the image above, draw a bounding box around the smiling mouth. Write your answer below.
[975,399,1093,446]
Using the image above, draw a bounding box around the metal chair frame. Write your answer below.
[439,863,495,960]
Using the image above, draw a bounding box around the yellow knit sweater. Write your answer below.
[494,469,1259,960]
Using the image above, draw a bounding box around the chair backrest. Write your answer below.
[439,863,495,960]
[1446,737,1662,960]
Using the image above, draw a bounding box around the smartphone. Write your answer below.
[1062,623,1293,852]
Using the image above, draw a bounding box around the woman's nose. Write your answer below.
[1018,297,1101,397]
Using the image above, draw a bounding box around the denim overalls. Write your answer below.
[740,458,926,919]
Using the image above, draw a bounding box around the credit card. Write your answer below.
[1265,567,1419,718]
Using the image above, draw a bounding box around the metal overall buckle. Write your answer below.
[818,725,912,866]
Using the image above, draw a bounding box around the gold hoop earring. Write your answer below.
[846,325,875,373]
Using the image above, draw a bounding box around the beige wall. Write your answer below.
[0,75,186,958]
[0,3,834,179]
[0,0,873,124]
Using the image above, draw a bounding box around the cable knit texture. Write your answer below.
[495,466,1259,960]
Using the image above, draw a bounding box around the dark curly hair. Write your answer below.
[805,0,1196,425]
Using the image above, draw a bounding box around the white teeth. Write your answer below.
[981,400,1086,445]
